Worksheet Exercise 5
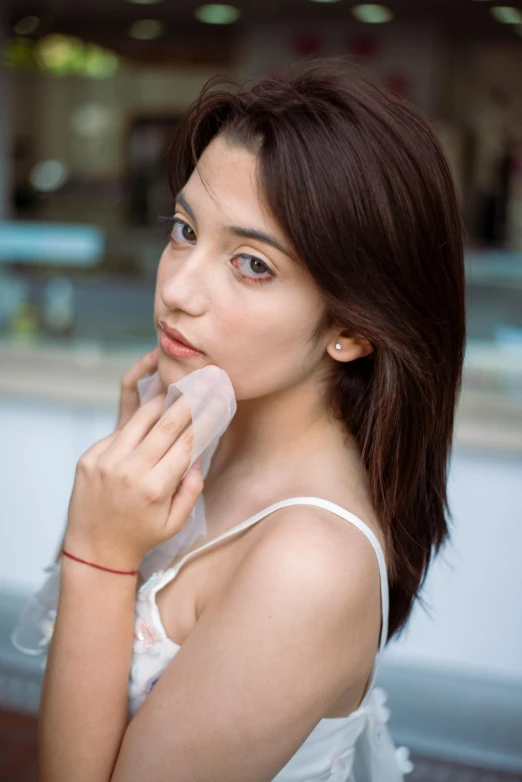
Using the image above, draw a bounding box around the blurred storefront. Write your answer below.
[0,1,521,440]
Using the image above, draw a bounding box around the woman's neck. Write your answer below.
[206,376,352,483]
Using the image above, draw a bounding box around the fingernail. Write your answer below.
[192,455,202,468]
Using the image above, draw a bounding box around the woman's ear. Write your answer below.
[326,334,373,363]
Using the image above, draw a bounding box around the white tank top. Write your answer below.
[128,496,414,781]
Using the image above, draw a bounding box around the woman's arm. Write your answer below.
[38,355,201,782]
[51,532,145,589]
[38,555,138,782]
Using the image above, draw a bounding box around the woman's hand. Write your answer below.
[62,391,203,574]
[116,346,160,431]
[54,347,160,565]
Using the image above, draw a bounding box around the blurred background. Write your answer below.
[0,1,521,780]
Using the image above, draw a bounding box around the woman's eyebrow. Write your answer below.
[175,190,295,260]
[175,192,197,227]
[227,225,293,258]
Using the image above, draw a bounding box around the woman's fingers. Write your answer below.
[108,394,166,457]
[116,347,159,431]
[76,431,120,467]
[107,391,194,475]
[164,463,204,535]
[133,392,194,467]
[145,423,196,497]
[91,432,120,455]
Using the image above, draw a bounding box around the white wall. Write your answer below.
[386,450,522,680]
[0,398,115,581]
[1,395,521,681]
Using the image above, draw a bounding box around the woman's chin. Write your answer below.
[156,359,190,387]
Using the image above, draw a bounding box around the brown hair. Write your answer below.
[167,58,466,642]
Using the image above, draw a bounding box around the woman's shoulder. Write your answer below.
[212,499,384,699]
[244,499,384,612]
[271,436,388,572]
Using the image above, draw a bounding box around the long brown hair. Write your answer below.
[167,58,466,641]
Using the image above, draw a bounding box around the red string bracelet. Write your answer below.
[61,548,138,576]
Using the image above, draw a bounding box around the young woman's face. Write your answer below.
[154,134,328,399]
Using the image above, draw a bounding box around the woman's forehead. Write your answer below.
[184,137,288,247]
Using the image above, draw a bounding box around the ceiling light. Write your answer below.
[194,4,241,24]
[351,4,394,23]
[13,15,40,35]
[128,19,166,39]
[127,0,164,4]
[308,0,343,3]
[490,5,522,23]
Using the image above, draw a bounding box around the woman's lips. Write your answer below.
[159,330,203,359]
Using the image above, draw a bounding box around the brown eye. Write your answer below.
[181,222,195,241]
[167,217,196,245]
[233,253,274,285]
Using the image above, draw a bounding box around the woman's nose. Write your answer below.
[160,251,210,315]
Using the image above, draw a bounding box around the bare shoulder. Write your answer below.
[236,502,383,619]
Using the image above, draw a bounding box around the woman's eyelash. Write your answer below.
[156,214,275,286]
[157,215,192,238]
[157,215,177,231]
[234,254,274,286]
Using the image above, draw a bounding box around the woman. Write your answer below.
[15,58,465,781]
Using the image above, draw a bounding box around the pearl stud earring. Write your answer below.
[335,342,342,350]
